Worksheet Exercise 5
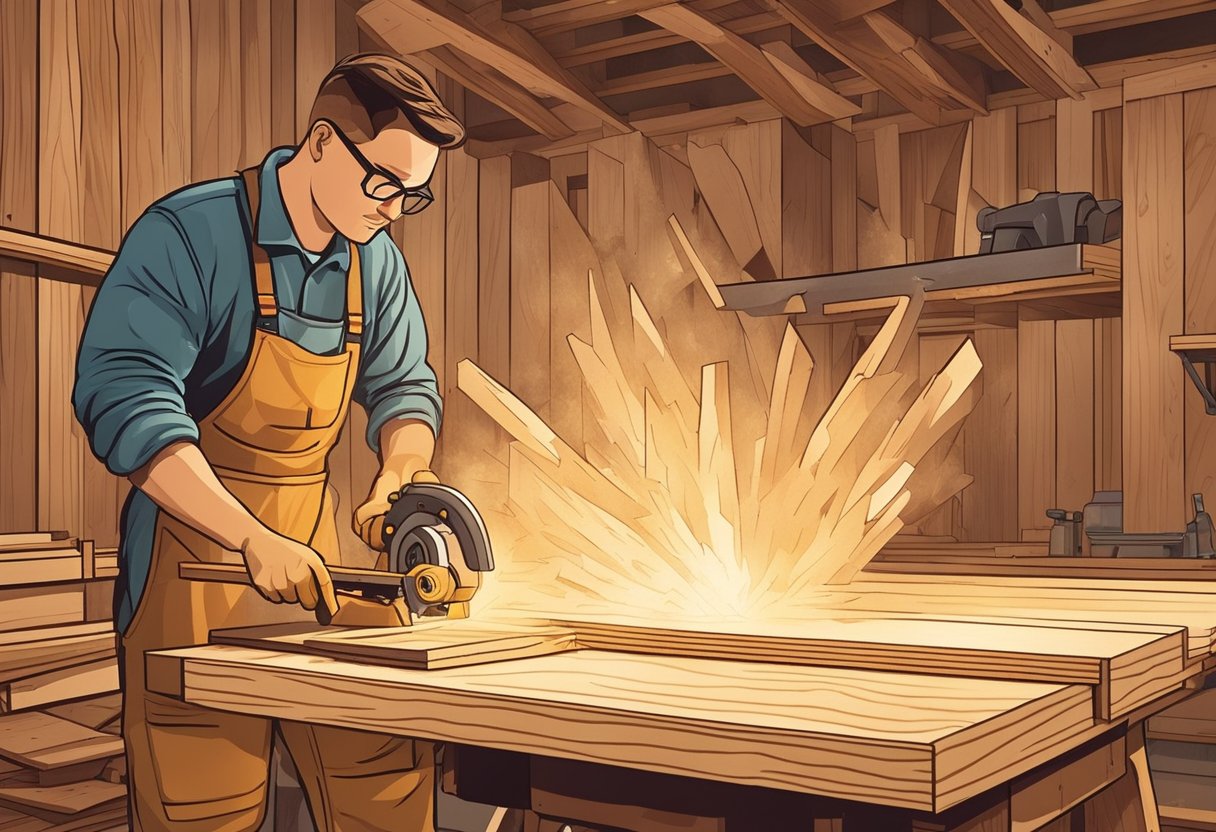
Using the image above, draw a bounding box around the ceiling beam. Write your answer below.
[361,0,630,133]
[758,40,861,120]
[358,6,577,140]
[933,0,1216,48]
[860,10,988,114]
[549,11,784,67]
[935,0,1097,100]
[503,0,668,38]
[769,0,945,125]
[638,3,846,126]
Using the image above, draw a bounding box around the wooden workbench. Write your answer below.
[144,570,1216,831]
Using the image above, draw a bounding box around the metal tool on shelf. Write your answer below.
[1047,490,1215,558]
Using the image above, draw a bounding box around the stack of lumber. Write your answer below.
[0,533,125,830]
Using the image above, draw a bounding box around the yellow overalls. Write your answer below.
[121,168,435,832]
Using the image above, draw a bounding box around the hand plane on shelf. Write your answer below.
[180,482,496,625]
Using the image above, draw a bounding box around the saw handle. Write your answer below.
[356,470,442,551]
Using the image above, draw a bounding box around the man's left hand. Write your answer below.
[354,468,441,551]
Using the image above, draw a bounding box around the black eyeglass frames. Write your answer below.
[325,121,434,216]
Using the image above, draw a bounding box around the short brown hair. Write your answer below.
[309,53,466,149]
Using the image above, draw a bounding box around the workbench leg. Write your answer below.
[1082,724,1160,832]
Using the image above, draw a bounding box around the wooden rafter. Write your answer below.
[860,11,989,114]
[759,41,862,120]
[358,0,630,133]
[638,3,847,127]
[549,11,784,68]
[358,11,576,140]
[769,0,946,125]
[935,0,1096,100]
[502,0,669,38]
[934,0,1216,48]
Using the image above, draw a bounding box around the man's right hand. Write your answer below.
[241,527,339,617]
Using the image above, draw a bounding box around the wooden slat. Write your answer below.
[1010,733,1125,832]
[161,0,192,192]
[962,328,1018,541]
[359,0,629,133]
[295,0,335,139]
[148,643,1097,812]
[1185,88,1216,517]
[211,620,578,669]
[0,780,125,815]
[550,10,782,67]
[0,0,38,535]
[0,712,122,770]
[935,0,1096,100]
[759,42,860,121]
[934,0,1216,48]
[0,624,115,688]
[829,125,857,273]
[509,180,552,421]
[859,10,989,114]
[191,0,242,181]
[638,4,838,128]
[445,149,479,401]
[1056,319,1095,516]
[1123,93,1186,533]
[478,155,512,387]
[1125,58,1216,103]
[1,658,118,714]
[1017,317,1055,540]
[548,184,595,454]
[44,693,123,732]
[239,0,272,169]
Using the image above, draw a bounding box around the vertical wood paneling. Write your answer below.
[1018,317,1056,539]
[723,120,782,278]
[1123,94,1186,533]
[549,182,595,452]
[917,334,967,537]
[1185,88,1216,509]
[510,181,551,420]
[191,0,242,182]
[161,0,192,192]
[403,153,448,392]
[269,0,296,148]
[478,155,511,387]
[445,149,479,400]
[963,328,1018,541]
[1093,108,1122,494]
[294,0,335,139]
[0,0,38,533]
[781,122,831,278]
[1017,115,1056,199]
[1094,108,1123,202]
[240,0,272,169]
[830,125,857,274]
[38,0,86,537]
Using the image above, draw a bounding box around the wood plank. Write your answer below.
[551,10,783,67]
[935,0,1096,100]
[0,586,84,634]
[859,10,989,114]
[1,658,118,714]
[510,181,552,420]
[445,149,479,401]
[0,780,125,816]
[0,555,82,587]
[1125,58,1216,103]
[548,183,595,455]
[721,121,782,279]
[0,624,114,683]
[1056,319,1095,515]
[401,142,448,392]
[1185,88,1216,514]
[294,0,335,139]
[1123,93,1186,533]
[149,643,1098,812]
[191,0,242,181]
[478,155,511,387]
[0,712,122,770]
[44,693,122,732]
[759,41,860,121]
[0,0,39,536]
[830,125,858,273]
[269,0,295,148]
[1018,316,1055,539]
[211,620,578,669]
[161,0,192,192]
[962,328,1018,541]
[687,141,766,275]
[38,0,86,543]
[637,4,837,128]
[239,0,271,169]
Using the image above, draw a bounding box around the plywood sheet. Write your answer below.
[0,712,122,770]
[0,779,125,815]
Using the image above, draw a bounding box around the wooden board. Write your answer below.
[1018,315,1056,539]
[147,643,1097,812]
[1185,88,1216,512]
[1148,689,1216,744]
[0,586,84,634]
[0,623,114,683]
[0,779,125,815]
[43,693,122,732]
[0,658,118,714]
[1123,93,1186,533]
[0,712,122,770]
[210,620,579,670]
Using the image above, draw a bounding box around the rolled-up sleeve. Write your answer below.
[355,241,443,454]
[73,209,207,476]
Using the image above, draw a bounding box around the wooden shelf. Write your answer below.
[0,226,114,283]
[717,243,1121,325]
[1171,334,1216,415]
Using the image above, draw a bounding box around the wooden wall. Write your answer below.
[4,1,1216,553]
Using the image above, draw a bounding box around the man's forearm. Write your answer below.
[129,440,269,552]
[377,417,436,479]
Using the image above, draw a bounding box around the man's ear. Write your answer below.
[307,121,333,163]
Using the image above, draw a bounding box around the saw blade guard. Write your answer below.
[383,482,495,575]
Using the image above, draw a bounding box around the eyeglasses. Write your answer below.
[325,120,433,216]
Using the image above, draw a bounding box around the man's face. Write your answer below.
[310,113,440,244]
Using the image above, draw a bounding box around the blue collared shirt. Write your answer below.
[72,147,442,631]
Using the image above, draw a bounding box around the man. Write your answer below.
[72,54,464,831]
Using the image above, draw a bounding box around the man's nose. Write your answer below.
[377,196,403,221]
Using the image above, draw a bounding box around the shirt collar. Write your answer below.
[254,147,349,267]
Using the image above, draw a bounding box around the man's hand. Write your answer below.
[354,468,440,550]
[241,527,339,617]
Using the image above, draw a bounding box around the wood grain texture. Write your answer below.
[1094,316,1123,491]
[240,0,272,169]
[782,123,832,278]
[548,183,595,453]
[1123,94,1186,532]
[1010,734,1124,832]
[722,121,782,279]
[0,711,122,770]
[1185,88,1216,508]
[1018,317,1055,538]
[161,0,192,192]
[509,181,552,420]
[829,125,858,273]
[1056,319,1095,515]
[0,780,125,815]
[1094,106,1123,202]
[2,657,118,714]
[962,328,1018,541]
[149,643,1096,812]
[478,155,511,387]
[0,586,84,634]
[38,0,86,541]
[445,148,479,400]
[0,0,38,535]
[191,0,241,181]
[687,141,766,275]
[402,145,448,392]
[294,0,335,139]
